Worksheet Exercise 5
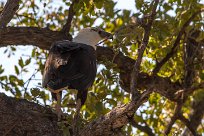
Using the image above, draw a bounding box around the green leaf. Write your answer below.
[200,71,204,80]
[31,88,40,97]
[14,65,20,75]
[31,49,35,57]
[18,57,24,68]
[0,65,4,74]
[25,58,31,65]
[95,1,103,9]
[95,102,103,114]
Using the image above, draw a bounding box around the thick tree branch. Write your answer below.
[0,90,150,135]
[0,0,20,27]
[153,8,204,74]
[0,93,61,136]
[0,27,71,49]
[0,27,201,103]
[0,27,187,102]
[97,46,185,101]
[79,90,151,136]
[130,0,159,100]
[61,0,79,34]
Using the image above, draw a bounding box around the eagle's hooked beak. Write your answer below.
[99,30,113,40]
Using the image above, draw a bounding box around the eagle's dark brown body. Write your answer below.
[42,40,97,105]
[42,27,112,135]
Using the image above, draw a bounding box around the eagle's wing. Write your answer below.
[42,40,97,92]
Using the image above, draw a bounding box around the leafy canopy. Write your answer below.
[0,0,203,135]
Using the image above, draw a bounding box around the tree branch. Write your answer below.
[0,90,150,135]
[153,8,204,74]
[178,113,197,136]
[184,82,204,97]
[130,0,159,100]
[164,103,182,135]
[0,0,20,27]
[0,93,61,136]
[0,27,71,49]
[0,27,186,102]
[61,0,79,34]
[79,90,151,136]
[129,118,155,136]
[181,96,204,136]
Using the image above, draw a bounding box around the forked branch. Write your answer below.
[130,0,159,100]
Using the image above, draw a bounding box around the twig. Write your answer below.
[23,69,39,97]
[178,113,197,136]
[0,0,20,27]
[0,81,16,96]
[61,0,79,34]
[185,82,204,95]
[15,13,40,27]
[130,118,155,136]
[130,0,159,100]
[181,96,204,135]
[164,103,182,135]
[153,8,204,74]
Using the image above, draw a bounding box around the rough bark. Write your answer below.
[79,91,151,136]
[0,93,61,136]
[0,27,71,49]
[0,90,150,136]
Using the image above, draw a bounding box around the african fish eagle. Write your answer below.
[42,27,113,119]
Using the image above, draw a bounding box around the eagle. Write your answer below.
[42,27,112,122]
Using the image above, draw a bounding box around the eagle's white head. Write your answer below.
[73,27,113,49]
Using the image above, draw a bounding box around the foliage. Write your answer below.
[0,0,203,135]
